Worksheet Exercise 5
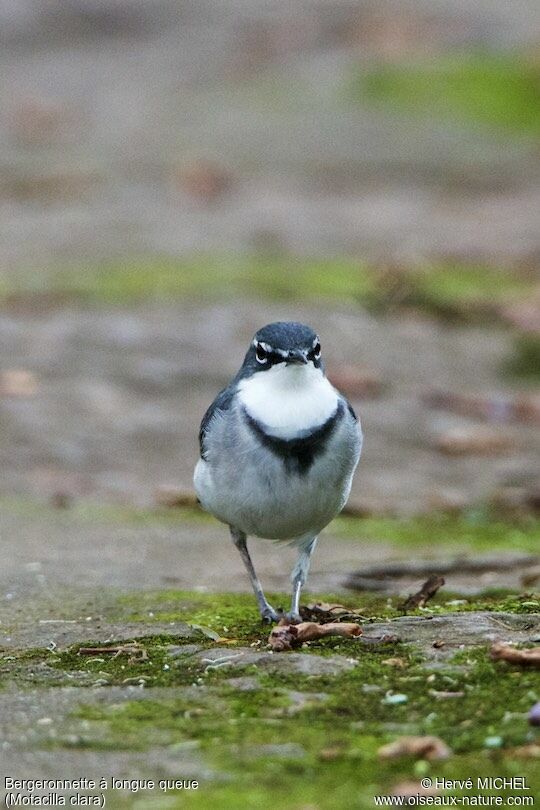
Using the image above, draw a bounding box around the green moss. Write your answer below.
[333,511,540,554]
[66,639,539,808]
[2,585,536,694]
[401,264,533,321]
[505,335,540,382]
[1,255,534,325]
[114,589,407,641]
[419,591,540,615]
[355,52,540,136]
[3,495,538,558]
[3,585,539,807]
[52,634,214,688]
[114,588,540,655]
[126,591,298,631]
[3,254,377,307]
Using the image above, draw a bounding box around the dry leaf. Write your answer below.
[401,575,445,611]
[379,735,451,762]
[268,621,362,652]
[521,566,540,588]
[490,642,540,668]
[435,427,515,456]
[382,658,407,668]
[0,370,38,397]
[498,295,540,334]
[328,367,384,399]
[424,389,540,426]
[506,744,540,759]
[174,160,232,202]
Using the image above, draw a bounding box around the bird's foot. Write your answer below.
[259,604,303,625]
[259,604,280,624]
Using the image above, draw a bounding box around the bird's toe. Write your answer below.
[260,605,280,624]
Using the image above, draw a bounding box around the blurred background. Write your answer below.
[0,0,539,520]
[0,2,540,793]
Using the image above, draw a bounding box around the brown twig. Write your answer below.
[78,643,148,663]
[490,642,540,668]
[268,621,362,652]
[400,575,445,612]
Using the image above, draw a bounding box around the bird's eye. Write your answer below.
[309,341,321,361]
[255,343,268,364]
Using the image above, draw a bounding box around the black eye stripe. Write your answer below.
[255,342,320,364]
[255,343,268,362]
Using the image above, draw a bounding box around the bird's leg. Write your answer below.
[229,527,278,623]
[289,536,317,623]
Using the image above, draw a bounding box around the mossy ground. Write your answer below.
[1,254,535,326]
[333,511,540,555]
[1,504,538,806]
[2,585,539,808]
[4,495,538,552]
[354,51,540,137]
[78,645,540,810]
[504,335,540,383]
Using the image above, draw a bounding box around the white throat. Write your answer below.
[237,363,339,439]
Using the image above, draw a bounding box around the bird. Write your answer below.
[193,321,362,623]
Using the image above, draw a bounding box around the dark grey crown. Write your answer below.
[238,321,323,377]
[255,321,317,349]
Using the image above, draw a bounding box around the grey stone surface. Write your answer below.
[281,689,330,714]
[168,644,205,658]
[224,676,261,692]
[0,685,217,780]
[362,611,540,658]
[196,646,357,675]
[246,743,307,760]
[1,302,538,517]
[0,607,198,651]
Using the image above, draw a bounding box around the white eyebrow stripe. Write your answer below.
[312,336,320,347]
[253,340,290,358]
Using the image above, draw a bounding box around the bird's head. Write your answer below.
[240,322,323,377]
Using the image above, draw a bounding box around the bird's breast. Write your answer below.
[241,401,344,476]
[236,363,339,438]
[194,403,361,540]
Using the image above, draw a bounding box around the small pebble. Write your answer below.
[528,702,540,726]
[383,692,408,705]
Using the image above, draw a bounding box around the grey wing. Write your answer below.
[341,395,363,457]
[198,386,234,460]
[345,398,358,422]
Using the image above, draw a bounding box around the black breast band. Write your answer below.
[242,401,343,475]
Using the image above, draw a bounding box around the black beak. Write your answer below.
[286,350,308,365]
